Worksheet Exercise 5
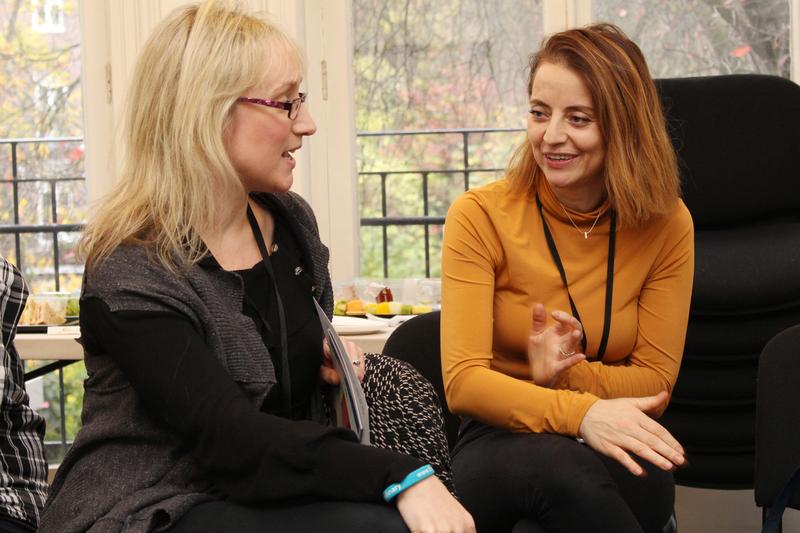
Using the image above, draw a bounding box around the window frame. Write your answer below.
[80,0,800,282]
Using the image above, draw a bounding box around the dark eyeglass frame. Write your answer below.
[237,93,307,119]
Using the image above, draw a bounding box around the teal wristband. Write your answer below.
[383,464,435,503]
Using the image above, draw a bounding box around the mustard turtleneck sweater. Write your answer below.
[441,178,694,436]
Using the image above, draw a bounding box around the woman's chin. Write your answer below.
[244,174,294,194]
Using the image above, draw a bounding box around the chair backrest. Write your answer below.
[655,74,800,488]
[755,324,800,511]
[383,311,461,449]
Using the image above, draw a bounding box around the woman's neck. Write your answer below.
[201,191,275,271]
[549,182,605,213]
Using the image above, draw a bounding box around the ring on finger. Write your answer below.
[559,346,576,358]
[352,359,361,366]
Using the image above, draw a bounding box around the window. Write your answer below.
[1,0,85,294]
[2,0,86,462]
[353,0,544,278]
[592,0,791,79]
[32,0,66,34]
[351,0,797,279]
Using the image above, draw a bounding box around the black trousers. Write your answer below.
[0,516,35,533]
[167,500,409,533]
[451,422,674,533]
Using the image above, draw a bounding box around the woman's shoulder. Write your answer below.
[450,178,526,217]
[652,198,694,238]
[631,199,694,261]
[83,244,194,310]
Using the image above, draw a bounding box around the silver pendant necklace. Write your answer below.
[558,202,602,239]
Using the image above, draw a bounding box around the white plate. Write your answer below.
[332,316,389,335]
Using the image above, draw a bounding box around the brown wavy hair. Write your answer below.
[508,23,679,227]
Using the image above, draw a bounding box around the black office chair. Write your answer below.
[755,324,800,532]
[383,312,459,448]
[655,74,800,489]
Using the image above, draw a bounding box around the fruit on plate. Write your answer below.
[400,304,413,315]
[412,305,433,314]
[376,287,394,303]
[364,302,378,315]
[388,302,402,315]
[334,300,347,316]
[345,299,365,315]
[375,301,391,315]
[66,297,80,317]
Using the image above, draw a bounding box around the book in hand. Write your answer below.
[313,299,371,445]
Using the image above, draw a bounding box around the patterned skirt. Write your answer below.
[361,353,454,493]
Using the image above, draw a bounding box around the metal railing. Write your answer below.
[1,136,86,460]
[1,137,86,291]
[356,127,524,278]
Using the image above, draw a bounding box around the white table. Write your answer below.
[15,328,392,362]
[16,331,83,361]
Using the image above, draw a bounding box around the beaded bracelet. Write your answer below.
[383,464,435,503]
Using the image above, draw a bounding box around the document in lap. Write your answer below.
[313,299,370,445]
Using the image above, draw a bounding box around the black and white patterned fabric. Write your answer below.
[0,257,48,528]
[362,353,454,493]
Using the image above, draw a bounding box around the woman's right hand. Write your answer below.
[578,391,686,476]
[528,303,585,387]
[395,476,475,533]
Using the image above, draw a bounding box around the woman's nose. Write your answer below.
[293,104,317,136]
[542,119,567,145]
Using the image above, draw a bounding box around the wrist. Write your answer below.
[383,464,435,503]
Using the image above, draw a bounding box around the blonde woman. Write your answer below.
[40,2,473,532]
[441,25,693,532]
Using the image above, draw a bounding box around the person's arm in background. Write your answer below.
[441,192,599,437]
[0,257,48,527]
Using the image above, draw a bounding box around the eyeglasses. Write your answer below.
[237,93,307,119]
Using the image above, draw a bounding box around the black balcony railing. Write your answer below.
[356,127,524,278]
[1,136,87,461]
[1,137,86,292]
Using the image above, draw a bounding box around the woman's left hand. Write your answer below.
[320,337,365,384]
[528,303,585,387]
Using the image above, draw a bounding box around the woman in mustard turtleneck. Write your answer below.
[441,24,693,533]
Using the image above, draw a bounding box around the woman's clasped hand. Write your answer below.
[528,303,687,477]
[320,337,365,383]
[527,303,586,387]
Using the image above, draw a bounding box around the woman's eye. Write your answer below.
[529,109,546,119]
[570,115,591,125]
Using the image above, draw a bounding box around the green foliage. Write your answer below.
[26,360,86,462]
[353,0,792,279]
[594,0,791,79]
[1,0,86,292]
[4,1,87,457]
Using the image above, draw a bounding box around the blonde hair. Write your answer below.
[509,23,680,227]
[81,0,304,272]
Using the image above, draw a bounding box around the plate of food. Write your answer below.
[17,293,80,333]
[332,316,389,335]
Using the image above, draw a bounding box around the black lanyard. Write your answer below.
[535,193,616,361]
[246,205,291,414]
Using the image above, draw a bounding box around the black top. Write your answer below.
[234,214,323,420]
[78,214,421,505]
